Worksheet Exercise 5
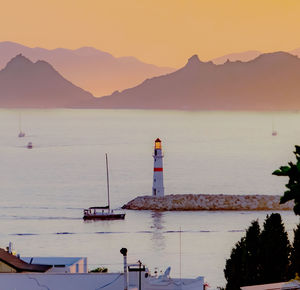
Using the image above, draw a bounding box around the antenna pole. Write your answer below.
[180,226,182,289]
[106,153,110,211]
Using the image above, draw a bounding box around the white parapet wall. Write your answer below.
[0,272,204,290]
[123,194,294,211]
[0,273,124,290]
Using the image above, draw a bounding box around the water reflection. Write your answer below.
[150,211,165,251]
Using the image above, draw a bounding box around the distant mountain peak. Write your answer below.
[73,46,113,58]
[10,53,32,63]
[0,54,94,108]
[3,54,58,74]
[187,54,202,66]
[247,51,299,67]
[3,54,33,70]
[185,54,215,69]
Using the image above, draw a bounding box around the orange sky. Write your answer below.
[1,0,300,67]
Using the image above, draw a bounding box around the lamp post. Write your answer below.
[120,248,128,290]
[138,260,142,290]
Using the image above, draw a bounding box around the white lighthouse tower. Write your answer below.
[152,138,164,197]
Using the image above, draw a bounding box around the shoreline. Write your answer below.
[122,194,294,211]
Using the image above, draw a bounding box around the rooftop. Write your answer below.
[0,248,51,273]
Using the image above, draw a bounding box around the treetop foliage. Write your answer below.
[224,213,291,290]
[273,145,300,215]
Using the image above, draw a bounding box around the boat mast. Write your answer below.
[105,153,110,211]
[19,112,21,132]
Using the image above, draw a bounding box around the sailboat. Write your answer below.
[83,153,126,220]
[272,118,277,136]
[18,113,25,138]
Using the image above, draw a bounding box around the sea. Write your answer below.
[0,109,300,288]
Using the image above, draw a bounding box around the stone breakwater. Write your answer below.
[122,194,294,211]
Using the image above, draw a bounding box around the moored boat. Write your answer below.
[83,154,126,220]
[83,206,125,220]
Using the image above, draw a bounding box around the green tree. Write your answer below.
[224,238,247,290]
[224,221,261,290]
[272,145,300,215]
[290,223,300,277]
[243,220,261,285]
[224,214,291,289]
[259,213,291,284]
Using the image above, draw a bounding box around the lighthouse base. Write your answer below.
[152,187,164,197]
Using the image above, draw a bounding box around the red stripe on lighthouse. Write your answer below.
[154,168,163,172]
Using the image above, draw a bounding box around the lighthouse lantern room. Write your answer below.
[152,138,164,197]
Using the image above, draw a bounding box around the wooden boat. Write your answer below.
[83,154,125,220]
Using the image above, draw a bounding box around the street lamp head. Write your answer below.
[120,248,127,256]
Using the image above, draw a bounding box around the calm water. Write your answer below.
[0,109,300,288]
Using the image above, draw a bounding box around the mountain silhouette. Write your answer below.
[211,50,261,64]
[0,42,174,96]
[0,54,94,108]
[94,52,300,110]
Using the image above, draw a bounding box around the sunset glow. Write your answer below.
[2,0,300,67]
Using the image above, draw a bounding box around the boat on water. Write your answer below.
[83,206,125,220]
[18,131,25,138]
[18,113,25,138]
[27,142,33,149]
[272,118,277,136]
[83,153,125,220]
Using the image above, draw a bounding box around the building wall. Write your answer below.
[69,259,85,273]
[45,258,87,274]
[0,261,16,273]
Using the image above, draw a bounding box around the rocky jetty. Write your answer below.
[122,194,294,211]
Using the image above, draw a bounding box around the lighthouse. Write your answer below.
[152,138,164,197]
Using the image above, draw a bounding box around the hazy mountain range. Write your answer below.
[211,48,300,64]
[0,54,94,108]
[211,50,262,64]
[3,41,300,97]
[0,41,174,96]
[2,48,300,110]
[95,52,300,110]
